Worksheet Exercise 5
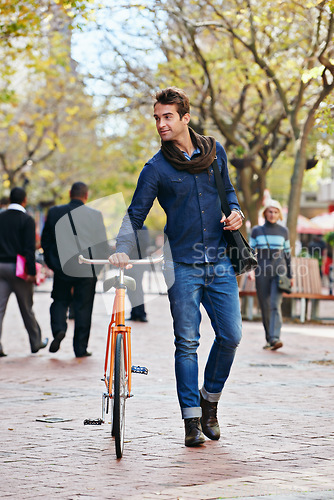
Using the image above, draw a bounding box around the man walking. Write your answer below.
[109,87,243,447]
[41,182,109,358]
[0,187,48,356]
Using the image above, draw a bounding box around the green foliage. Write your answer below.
[324,231,334,247]
[0,0,101,203]
[315,94,334,135]
[2,0,333,236]
[80,0,333,230]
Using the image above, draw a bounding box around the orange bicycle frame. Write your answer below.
[104,284,132,398]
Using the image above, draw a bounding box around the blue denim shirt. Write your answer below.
[116,141,240,264]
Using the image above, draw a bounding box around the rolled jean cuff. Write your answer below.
[182,407,202,419]
[200,386,221,403]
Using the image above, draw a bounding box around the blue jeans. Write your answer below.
[163,257,242,419]
[255,274,283,344]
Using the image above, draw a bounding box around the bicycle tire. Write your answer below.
[113,333,127,458]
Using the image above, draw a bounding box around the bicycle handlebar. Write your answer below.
[78,254,164,266]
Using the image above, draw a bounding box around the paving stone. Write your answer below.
[0,279,333,499]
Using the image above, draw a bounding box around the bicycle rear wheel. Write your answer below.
[113,333,127,458]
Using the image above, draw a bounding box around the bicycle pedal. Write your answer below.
[84,418,104,425]
[131,365,148,375]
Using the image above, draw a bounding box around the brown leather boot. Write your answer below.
[184,417,205,447]
[200,393,220,440]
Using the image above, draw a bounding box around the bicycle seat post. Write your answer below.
[119,267,125,286]
[115,267,126,327]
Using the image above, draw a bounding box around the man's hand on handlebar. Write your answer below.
[108,252,132,269]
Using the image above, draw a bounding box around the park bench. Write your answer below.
[238,257,334,323]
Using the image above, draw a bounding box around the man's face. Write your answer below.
[153,103,190,142]
[264,207,281,224]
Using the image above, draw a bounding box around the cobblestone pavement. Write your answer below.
[1,278,334,499]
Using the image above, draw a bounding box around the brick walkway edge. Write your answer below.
[1,280,334,499]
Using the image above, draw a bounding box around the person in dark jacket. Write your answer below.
[0,187,48,356]
[41,182,109,358]
[250,199,292,351]
[126,225,150,322]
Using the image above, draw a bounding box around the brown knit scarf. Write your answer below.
[160,127,216,174]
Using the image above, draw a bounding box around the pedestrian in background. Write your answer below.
[109,87,243,447]
[41,182,110,358]
[249,200,292,350]
[126,225,150,322]
[323,243,333,294]
[0,187,48,356]
[307,235,327,278]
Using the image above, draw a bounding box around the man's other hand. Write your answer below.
[220,211,243,231]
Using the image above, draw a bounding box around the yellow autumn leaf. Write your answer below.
[65,105,80,116]
[39,169,55,182]
[301,66,323,83]
[44,137,56,150]
[8,125,28,142]
[55,138,66,153]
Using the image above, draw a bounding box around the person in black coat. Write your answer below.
[41,182,110,357]
[126,225,150,322]
[0,187,48,356]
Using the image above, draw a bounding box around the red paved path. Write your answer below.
[1,278,334,499]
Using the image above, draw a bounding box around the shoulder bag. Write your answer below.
[261,228,292,294]
[212,158,257,275]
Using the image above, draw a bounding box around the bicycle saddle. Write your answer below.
[103,276,136,292]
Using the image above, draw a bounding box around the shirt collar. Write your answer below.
[182,147,201,161]
[8,203,26,213]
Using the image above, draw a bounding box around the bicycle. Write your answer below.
[80,253,163,458]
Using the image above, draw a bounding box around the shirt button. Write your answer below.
[202,210,205,214]
[199,192,202,196]
[204,228,207,231]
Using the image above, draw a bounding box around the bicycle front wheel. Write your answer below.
[113,333,127,458]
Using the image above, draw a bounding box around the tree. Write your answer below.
[81,0,334,249]
[160,0,334,249]
[0,0,96,199]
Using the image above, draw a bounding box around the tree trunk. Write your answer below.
[287,96,322,254]
[287,144,307,255]
[238,165,265,228]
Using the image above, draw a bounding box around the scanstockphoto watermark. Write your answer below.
[192,242,256,265]
[191,243,312,279]
[192,243,238,278]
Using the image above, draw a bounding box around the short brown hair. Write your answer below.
[154,87,190,119]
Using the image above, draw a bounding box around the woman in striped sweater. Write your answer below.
[249,200,292,351]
